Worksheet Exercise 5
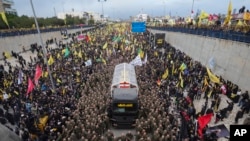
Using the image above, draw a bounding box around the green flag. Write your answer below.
[64,47,70,57]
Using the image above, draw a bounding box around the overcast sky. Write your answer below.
[13,0,249,19]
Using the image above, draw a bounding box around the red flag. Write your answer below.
[85,35,90,42]
[26,78,35,96]
[198,113,214,137]
[34,65,42,85]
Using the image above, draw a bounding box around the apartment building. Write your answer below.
[0,0,17,15]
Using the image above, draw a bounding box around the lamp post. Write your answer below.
[191,0,195,13]
[98,0,107,22]
[191,0,195,20]
[163,1,166,17]
[191,0,194,13]
[29,0,55,91]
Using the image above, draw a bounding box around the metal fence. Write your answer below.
[0,25,93,38]
[149,26,250,44]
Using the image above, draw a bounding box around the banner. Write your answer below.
[155,33,165,48]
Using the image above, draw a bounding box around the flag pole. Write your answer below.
[30,0,55,91]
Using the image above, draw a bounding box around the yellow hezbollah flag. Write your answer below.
[206,67,220,83]
[78,51,82,58]
[162,68,169,79]
[57,53,61,59]
[207,89,213,98]
[102,58,106,65]
[48,55,54,65]
[4,52,11,59]
[37,115,48,131]
[179,72,184,88]
[198,10,209,27]
[42,71,48,78]
[179,63,187,71]
[0,12,9,27]
[102,42,108,49]
[224,0,232,25]
[204,76,209,86]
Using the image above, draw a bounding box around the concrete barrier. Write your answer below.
[151,29,250,92]
[0,27,92,58]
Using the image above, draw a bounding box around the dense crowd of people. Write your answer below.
[0,23,249,141]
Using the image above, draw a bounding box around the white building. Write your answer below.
[134,14,149,22]
[57,11,103,22]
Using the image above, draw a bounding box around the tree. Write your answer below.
[88,15,95,25]
[147,16,151,23]
[0,13,81,30]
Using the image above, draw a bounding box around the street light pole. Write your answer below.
[191,0,195,13]
[29,0,55,91]
[163,1,166,17]
[98,0,107,22]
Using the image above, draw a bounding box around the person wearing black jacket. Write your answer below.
[235,109,244,123]
[238,91,249,107]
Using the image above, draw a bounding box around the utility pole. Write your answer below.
[30,0,55,91]
[54,7,57,17]
[98,0,107,22]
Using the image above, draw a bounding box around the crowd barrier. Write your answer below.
[0,25,94,38]
[149,26,250,44]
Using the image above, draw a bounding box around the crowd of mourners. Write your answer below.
[0,23,250,141]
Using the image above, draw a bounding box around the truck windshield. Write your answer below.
[113,103,137,113]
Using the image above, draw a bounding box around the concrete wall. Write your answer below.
[0,27,92,58]
[151,30,250,92]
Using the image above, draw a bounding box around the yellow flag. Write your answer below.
[179,63,187,71]
[78,51,82,58]
[73,50,78,56]
[162,68,169,79]
[199,11,209,19]
[57,78,62,83]
[206,67,220,83]
[38,115,49,131]
[102,58,106,65]
[224,0,232,25]
[0,12,9,27]
[48,55,54,65]
[139,50,144,59]
[207,89,213,98]
[57,53,61,59]
[14,90,19,95]
[179,72,184,88]
[102,42,108,49]
[154,51,158,57]
[204,76,209,86]
[172,63,175,75]
[42,71,48,78]
[4,52,11,59]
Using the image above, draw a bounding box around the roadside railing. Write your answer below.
[0,25,94,38]
[149,26,250,44]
